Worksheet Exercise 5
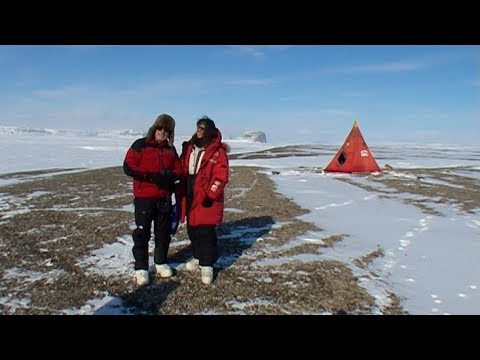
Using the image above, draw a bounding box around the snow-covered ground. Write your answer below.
[1,128,479,314]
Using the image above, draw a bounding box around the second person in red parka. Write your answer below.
[179,116,229,284]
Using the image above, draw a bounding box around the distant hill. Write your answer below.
[0,126,145,138]
[0,126,63,136]
[108,129,146,137]
[238,131,267,143]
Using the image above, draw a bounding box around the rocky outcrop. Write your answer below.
[239,131,267,143]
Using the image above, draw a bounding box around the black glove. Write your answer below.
[202,197,214,208]
[149,170,173,188]
[123,164,149,182]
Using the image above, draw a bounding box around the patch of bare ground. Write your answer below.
[353,247,384,269]
[0,165,390,315]
[338,166,480,215]
[153,261,373,315]
[322,234,348,247]
[228,145,335,161]
[0,168,84,179]
[274,234,348,258]
[383,292,408,315]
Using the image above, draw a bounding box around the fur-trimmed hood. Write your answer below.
[221,142,230,153]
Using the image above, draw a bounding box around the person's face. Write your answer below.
[155,126,169,142]
[196,124,206,138]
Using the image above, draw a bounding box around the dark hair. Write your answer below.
[191,116,218,147]
[197,116,216,130]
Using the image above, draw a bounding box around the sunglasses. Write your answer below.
[156,126,170,133]
[197,125,206,131]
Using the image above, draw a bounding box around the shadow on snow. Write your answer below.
[94,215,274,314]
[94,280,181,315]
[170,215,274,281]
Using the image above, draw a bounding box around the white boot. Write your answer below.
[135,270,150,286]
[200,266,214,284]
[185,258,200,271]
[155,263,173,278]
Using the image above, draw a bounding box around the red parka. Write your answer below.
[179,130,229,226]
[124,138,183,199]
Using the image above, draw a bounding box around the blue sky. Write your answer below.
[0,45,478,145]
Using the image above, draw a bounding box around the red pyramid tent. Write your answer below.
[324,120,381,173]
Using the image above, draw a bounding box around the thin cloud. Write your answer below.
[340,91,372,97]
[263,45,292,51]
[33,86,83,100]
[467,79,480,87]
[225,78,275,86]
[322,108,355,117]
[1,76,214,130]
[140,77,206,94]
[405,107,456,122]
[0,50,8,62]
[331,60,426,75]
[225,45,291,60]
[58,45,109,54]
[28,77,207,104]
[239,108,355,125]
[275,59,428,84]
[236,46,266,60]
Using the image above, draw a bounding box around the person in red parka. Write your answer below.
[179,116,229,284]
[123,114,184,286]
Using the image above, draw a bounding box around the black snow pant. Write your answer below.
[132,197,171,271]
[187,224,218,267]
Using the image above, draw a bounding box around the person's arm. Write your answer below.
[204,149,229,202]
[123,139,150,181]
